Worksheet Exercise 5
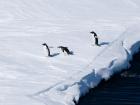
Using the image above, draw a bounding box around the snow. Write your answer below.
[0,0,140,105]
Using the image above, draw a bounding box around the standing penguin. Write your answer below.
[42,43,51,57]
[90,31,99,46]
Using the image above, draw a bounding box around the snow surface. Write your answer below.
[0,0,140,105]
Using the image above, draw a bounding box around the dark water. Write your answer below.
[77,52,140,105]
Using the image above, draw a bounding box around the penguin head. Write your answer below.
[42,43,47,46]
[90,31,95,34]
[90,31,97,37]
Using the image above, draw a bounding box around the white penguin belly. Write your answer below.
[43,46,48,56]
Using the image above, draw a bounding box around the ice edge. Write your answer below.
[32,26,140,105]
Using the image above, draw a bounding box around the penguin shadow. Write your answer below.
[50,53,60,57]
[99,42,109,46]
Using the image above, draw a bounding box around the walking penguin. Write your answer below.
[58,46,73,55]
[42,43,51,57]
[90,31,100,46]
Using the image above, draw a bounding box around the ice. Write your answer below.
[0,0,140,105]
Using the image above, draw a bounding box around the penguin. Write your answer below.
[42,43,51,57]
[90,31,99,46]
[58,46,73,55]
